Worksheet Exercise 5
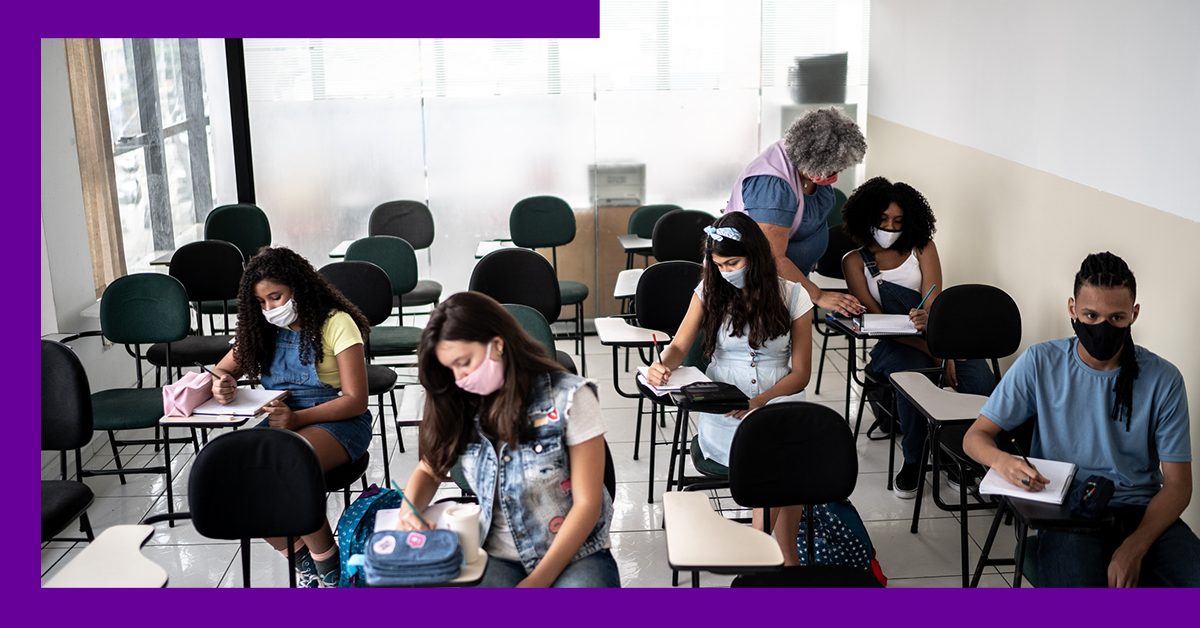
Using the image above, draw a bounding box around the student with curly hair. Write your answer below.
[210,246,373,587]
[840,177,996,498]
[964,252,1197,587]
[726,107,868,317]
[646,212,813,564]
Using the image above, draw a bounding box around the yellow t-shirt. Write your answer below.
[315,310,364,388]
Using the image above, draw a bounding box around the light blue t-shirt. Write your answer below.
[979,337,1190,506]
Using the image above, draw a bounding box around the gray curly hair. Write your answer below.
[782,107,867,176]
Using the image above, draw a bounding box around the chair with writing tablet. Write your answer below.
[319,260,400,486]
[368,200,442,321]
[198,203,271,324]
[625,203,680,269]
[344,236,424,368]
[41,340,96,544]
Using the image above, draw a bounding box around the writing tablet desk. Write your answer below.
[44,525,168,588]
[664,491,783,587]
[973,496,1113,588]
[616,234,653,269]
[474,239,517,259]
[821,315,920,424]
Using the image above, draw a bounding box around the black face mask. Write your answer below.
[1071,318,1130,362]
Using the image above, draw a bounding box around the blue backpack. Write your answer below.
[796,500,887,586]
[336,484,402,587]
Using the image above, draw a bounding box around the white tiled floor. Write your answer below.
[41,328,1028,588]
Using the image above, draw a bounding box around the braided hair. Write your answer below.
[1073,252,1139,431]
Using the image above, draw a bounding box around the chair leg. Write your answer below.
[107,430,127,485]
[887,412,898,491]
[633,396,644,461]
[242,538,253,588]
[815,331,830,394]
[909,434,932,534]
[1012,522,1028,588]
[958,459,970,587]
[376,393,391,487]
[163,425,175,527]
[286,536,296,589]
[972,503,1007,588]
[80,512,95,542]
[190,428,200,453]
[153,425,161,453]
[692,571,700,588]
[343,485,351,510]
[647,404,657,504]
[672,569,679,587]
[576,302,587,377]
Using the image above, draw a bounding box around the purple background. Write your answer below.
[13,1,1192,623]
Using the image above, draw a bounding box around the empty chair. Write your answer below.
[41,340,96,543]
[509,195,588,375]
[368,200,442,315]
[205,203,271,262]
[147,240,243,375]
[470,248,562,329]
[344,236,424,362]
[626,203,681,268]
[651,209,715,264]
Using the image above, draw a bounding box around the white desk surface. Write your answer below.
[617,234,653,251]
[594,317,670,346]
[809,272,848,292]
[889,371,988,422]
[44,525,168,588]
[149,251,175,267]
[664,492,783,570]
[80,300,102,319]
[474,240,518,259]
[159,414,253,428]
[329,239,355,258]
[613,268,643,299]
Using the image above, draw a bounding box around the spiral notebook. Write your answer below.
[635,366,710,395]
[190,388,288,419]
[978,456,1077,505]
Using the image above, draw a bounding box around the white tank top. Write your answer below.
[862,249,922,305]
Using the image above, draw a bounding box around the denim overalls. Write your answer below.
[257,327,373,461]
[857,247,995,464]
[458,372,613,575]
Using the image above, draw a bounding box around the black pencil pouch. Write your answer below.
[1067,475,1115,519]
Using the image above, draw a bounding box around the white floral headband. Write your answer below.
[704,225,742,242]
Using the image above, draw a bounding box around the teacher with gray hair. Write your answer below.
[725,107,867,316]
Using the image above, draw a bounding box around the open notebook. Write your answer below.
[859,314,919,335]
[635,366,710,396]
[190,388,288,419]
[979,456,1078,505]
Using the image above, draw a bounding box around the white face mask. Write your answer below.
[719,266,748,290]
[262,298,299,328]
[872,227,902,249]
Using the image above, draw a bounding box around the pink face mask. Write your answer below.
[455,342,505,396]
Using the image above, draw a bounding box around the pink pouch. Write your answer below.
[162,371,214,416]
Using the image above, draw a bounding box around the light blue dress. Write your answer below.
[695,279,814,466]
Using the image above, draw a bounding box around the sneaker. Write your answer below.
[294,547,320,588]
[893,463,920,499]
[317,561,341,588]
[944,465,963,494]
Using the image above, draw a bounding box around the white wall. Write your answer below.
[869,0,1200,223]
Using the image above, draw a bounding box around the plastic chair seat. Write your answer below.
[324,453,370,493]
[146,335,234,367]
[731,565,883,588]
[42,480,95,542]
[690,435,729,478]
[367,364,398,396]
[398,279,442,307]
[559,280,589,305]
[367,326,423,356]
[91,388,168,431]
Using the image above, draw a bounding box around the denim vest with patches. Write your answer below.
[458,371,611,573]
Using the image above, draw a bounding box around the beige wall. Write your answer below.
[866,115,1200,527]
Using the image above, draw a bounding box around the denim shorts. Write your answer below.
[255,409,373,461]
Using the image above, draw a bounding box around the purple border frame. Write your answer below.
[16,1,1193,624]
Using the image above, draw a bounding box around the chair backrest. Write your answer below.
[635,260,702,335]
[470,249,561,323]
[189,429,327,540]
[651,209,714,263]
[368,200,435,250]
[41,340,94,452]
[100,273,191,345]
[827,187,848,228]
[319,261,393,327]
[168,240,244,303]
[509,196,575,249]
[926,284,1022,363]
[728,402,858,507]
[814,225,856,279]
[503,303,557,360]
[344,235,419,297]
[628,204,682,239]
[204,203,271,261]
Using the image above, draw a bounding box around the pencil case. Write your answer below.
[162,371,213,416]
[359,530,462,586]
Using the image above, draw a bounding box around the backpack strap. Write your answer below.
[857,247,884,287]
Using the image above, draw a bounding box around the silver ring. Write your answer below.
[1021,476,1031,487]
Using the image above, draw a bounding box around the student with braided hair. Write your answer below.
[963,252,1198,587]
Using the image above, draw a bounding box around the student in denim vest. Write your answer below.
[646,212,814,565]
[395,292,618,588]
[840,178,996,498]
[965,252,1198,587]
[209,247,374,587]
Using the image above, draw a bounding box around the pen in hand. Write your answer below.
[651,333,669,385]
[1009,437,1046,490]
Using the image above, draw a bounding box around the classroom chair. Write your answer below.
[146,240,242,379]
[41,340,96,544]
[198,203,270,325]
[154,428,327,588]
[626,203,681,268]
[509,195,588,375]
[811,225,858,395]
[318,260,400,483]
[343,236,424,364]
[826,187,848,229]
[650,209,714,264]
[469,248,571,366]
[503,303,578,375]
[368,200,442,318]
[63,273,195,523]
